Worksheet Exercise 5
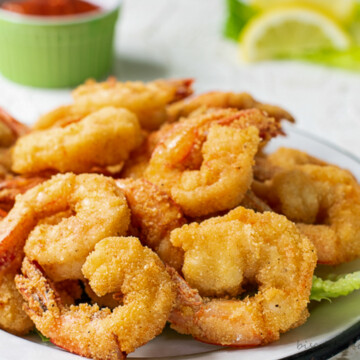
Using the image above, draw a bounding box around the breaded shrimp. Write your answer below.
[253,148,360,264]
[35,78,193,131]
[22,173,130,281]
[12,107,143,174]
[145,109,276,217]
[0,173,129,335]
[16,237,175,360]
[116,178,186,271]
[168,206,316,345]
[166,91,294,124]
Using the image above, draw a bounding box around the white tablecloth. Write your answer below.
[0,0,359,359]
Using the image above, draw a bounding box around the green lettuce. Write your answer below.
[223,0,258,41]
[32,328,50,343]
[310,271,360,302]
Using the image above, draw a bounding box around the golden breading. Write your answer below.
[168,206,317,346]
[12,107,142,174]
[16,237,175,359]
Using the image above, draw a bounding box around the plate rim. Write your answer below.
[280,321,360,360]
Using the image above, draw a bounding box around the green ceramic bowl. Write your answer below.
[0,0,121,88]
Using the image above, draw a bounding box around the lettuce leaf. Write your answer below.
[310,272,360,302]
[224,0,258,41]
[32,328,50,343]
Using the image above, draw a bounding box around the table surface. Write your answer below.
[0,0,359,359]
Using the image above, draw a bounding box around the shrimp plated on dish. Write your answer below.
[145,108,285,217]
[16,237,175,360]
[0,77,358,360]
[253,147,360,264]
[0,173,129,335]
[168,206,317,345]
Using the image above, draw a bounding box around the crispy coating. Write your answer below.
[35,78,193,131]
[22,173,130,281]
[0,270,33,334]
[145,109,274,217]
[116,178,186,271]
[166,91,294,124]
[168,206,316,345]
[16,237,175,359]
[12,107,142,174]
[0,173,128,334]
[253,148,360,264]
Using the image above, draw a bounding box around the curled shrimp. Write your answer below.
[16,236,175,360]
[21,173,130,281]
[253,147,360,265]
[12,107,142,175]
[166,91,294,124]
[0,173,129,333]
[0,173,129,282]
[35,78,194,131]
[145,108,280,217]
[116,178,186,271]
[168,206,316,346]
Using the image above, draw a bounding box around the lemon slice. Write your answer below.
[249,0,357,24]
[241,7,351,62]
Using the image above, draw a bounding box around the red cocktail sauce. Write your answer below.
[1,0,100,16]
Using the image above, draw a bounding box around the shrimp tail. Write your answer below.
[171,78,194,103]
[15,258,62,322]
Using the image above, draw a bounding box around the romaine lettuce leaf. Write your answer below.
[311,272,360,302]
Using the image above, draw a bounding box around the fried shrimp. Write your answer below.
[166,91,294,124]
[0,173,129,333]
[116,178,186,271]
[21,173,130,281]
[35,78,194,131]
[12,107,142,174]
[168,206,316,346]
[253,148,360,264]
[16,237,175,360]
[145,109,279,217]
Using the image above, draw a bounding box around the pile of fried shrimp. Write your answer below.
[0,77,359,360]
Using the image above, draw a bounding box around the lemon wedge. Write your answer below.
[250,0,357,24]
[241,7,351,62]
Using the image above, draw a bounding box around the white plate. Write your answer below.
[1,124,360,360]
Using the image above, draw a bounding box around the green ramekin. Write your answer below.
[0,0,121,88]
